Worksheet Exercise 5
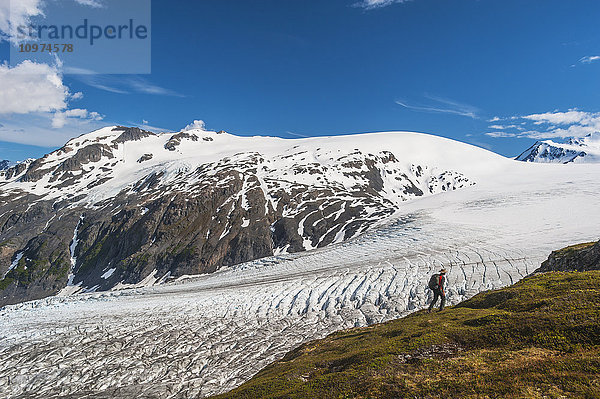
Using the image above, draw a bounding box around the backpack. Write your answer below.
[428,274,440,290]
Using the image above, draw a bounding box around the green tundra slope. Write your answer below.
[214,268,600,398]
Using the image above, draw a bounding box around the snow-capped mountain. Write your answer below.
[516,133,600,163]
[0,126,496,306]
[0,160,10,170]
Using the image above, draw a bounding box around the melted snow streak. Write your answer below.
[56,215,84,297]
[2,252,23,279]
[0,164,599,398]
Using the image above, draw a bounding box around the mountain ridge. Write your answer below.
[516,133,600,163]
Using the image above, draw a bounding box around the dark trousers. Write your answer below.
[428,288,445,312]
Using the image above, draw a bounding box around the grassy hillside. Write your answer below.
[213,271,600,399]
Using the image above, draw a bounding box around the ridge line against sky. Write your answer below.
[0,0,599,161]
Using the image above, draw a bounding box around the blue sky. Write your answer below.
[1,0,600,161]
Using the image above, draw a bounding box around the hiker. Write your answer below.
[428,268,447,313]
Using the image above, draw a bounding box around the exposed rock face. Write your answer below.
[112,126,155,143]
[0,160,9,170]
[137,154,154,163]
[164,132,198,151]
[535,241,600,273]
[0,127,476,306]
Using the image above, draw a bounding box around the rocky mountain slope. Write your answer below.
[516,133,600,163]
[0,126,484,306]
[535,240,600,273]
[214,269,600,399]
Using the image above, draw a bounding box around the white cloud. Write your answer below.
[487,109,600,140]
[0,112,107,147]
[0,0,112,147]
[71,73,183,97]
[526,125,597,140]
[580,56,600,64]
[83,80,129,94]
[127,78,183,97]
[0,0,44,41]
[484,131,517,138]
[133,121,174,133]
[183,120,207,132]
[522,110,593,126]
[489,124,523,131]
[0,0,107,42]
[74,0,104,8]
[0,61,68,114]
[51,108,103,128]
[396,95,480,119]
[0,60,102,128]
[0,60,104,145]
[356,0,412,9]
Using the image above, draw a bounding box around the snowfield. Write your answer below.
[0,132,599,398]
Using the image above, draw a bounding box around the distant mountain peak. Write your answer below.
[516,134,600,164]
